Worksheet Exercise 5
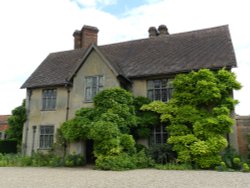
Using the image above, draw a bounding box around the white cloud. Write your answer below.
[0,0,249,115]
[71,0,117,8]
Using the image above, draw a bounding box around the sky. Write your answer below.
[0,0,249,115]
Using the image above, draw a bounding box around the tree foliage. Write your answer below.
[142,69,241,168]
[7,100,26,145]
[60,88,154,169]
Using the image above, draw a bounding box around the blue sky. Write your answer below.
[0,0,249,115]
[71,0,154,16]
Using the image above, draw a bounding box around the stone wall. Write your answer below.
[236,116,250,156]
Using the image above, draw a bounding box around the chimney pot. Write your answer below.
[158,25,169,36]
[148,26,158,38]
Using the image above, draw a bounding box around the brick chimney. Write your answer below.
[73,25,99,49]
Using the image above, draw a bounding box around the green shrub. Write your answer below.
[0,152,85,167]
[0,140,17,154]
[64,153,85,167]
[95,150,153,171]
[95,153,136,170]
[148,144,177,164]
[221,147,239,168]
[242,163,250,172]
[215,161,227,171]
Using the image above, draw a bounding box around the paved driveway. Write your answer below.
[0,167,250,188]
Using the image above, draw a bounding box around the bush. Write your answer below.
[0,152,85,167]
[64,153,85,167]
[0,140,17,154]
[221,147,240,169]
[242,163,250,172]
[95,153,136,170]
[95,150,153,171]
[148,144,177,164]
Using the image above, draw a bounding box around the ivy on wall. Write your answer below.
[60,88,154,170]
[142,69,241,168]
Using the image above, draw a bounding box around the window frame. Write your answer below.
[84,75,104,102]
[149,124,168,145]
[147,78,173,102]
[39,125,54,149]
[41,89,57,111]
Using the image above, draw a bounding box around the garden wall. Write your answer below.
[236,115,250,156]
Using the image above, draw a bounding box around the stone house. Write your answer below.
[21,24,238,158]
[0,115,10,140]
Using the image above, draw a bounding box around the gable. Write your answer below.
[68,49,120,116]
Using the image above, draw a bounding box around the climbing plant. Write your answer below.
[60,88,152,170]
[142,69,241,169]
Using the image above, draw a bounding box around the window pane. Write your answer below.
[150,124,168,145]
[147,90,153,100]
[162,89,168,102]
[40,126,54,149]
[147,78,173,102]
[92,77,97,87]
[147,80,154,89]
[155,89,161,100]
[85,76,104,101]
[85,88,92,101]
[162,79,168,88]
[154,80,161,88]
[42,89,56,110]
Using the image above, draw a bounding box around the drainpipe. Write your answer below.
[65,85,71,121]
[22,89,32,156]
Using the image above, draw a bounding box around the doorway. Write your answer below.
[86,139,95,164]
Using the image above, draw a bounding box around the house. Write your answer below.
[21,24,238,157]
[0,115,10,140]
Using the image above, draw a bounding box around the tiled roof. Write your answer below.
[0,115,10,132]
[21,49,87,88]
[21,25,236,88]
[0,125,8,132]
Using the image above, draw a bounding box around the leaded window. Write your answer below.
[147,79,173,102]
[85,76,104,102]
[42,89,57,110]
[150,124,168,145]
[39,125,54,149]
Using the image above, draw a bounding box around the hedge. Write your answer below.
[0,140,17,154]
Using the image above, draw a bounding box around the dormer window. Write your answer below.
[42,89,57,111]
[85,76,104,102]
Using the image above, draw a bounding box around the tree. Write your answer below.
[7,100,26,146]
[142,69,241,168]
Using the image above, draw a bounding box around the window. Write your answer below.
[39,125,54,149]
[85,76,103,102]
[42,89,57,110]
[147,79,173,102]
[150,124,168,145]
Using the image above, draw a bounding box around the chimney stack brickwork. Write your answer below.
[148,24,169,37]
[73,25,99,49]
[148,26,159,37]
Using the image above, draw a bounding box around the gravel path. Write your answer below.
[0,167,250,188]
